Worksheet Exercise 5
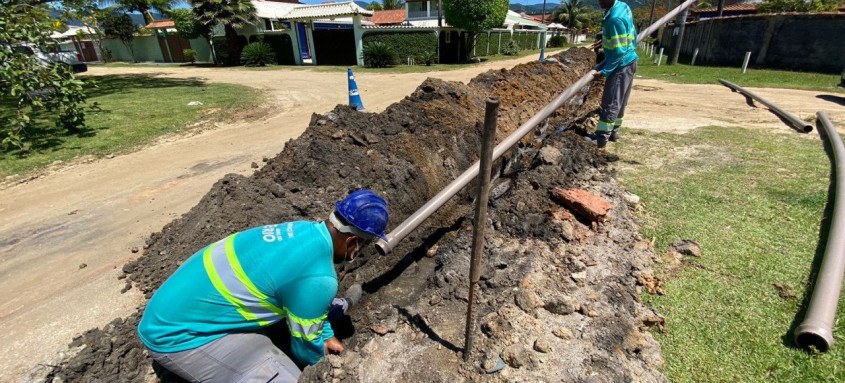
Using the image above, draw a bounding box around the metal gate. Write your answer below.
[312,29,356,66]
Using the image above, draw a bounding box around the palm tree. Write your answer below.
[558,0,586,42]
[192,0,256,65]
[108,0,175,24]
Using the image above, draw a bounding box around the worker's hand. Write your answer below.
[592,71,604,79]
[589,40,602,50]
[324,336,345,355]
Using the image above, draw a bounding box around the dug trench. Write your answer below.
[40,48,668,382]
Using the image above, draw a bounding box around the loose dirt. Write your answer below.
[4,49,843,383]
[35,48,673,383]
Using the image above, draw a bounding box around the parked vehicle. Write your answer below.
[11,43,88,73]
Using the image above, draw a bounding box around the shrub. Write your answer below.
[183,49,197,63]
[362,41,398,68]
[240,42,276,67]
[415,50,437,66]
[502,39,520,56]
[548,35,568,48]
[362,32,436,63]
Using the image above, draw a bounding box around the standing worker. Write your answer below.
[588,0,638,148]
[137,189,390,382]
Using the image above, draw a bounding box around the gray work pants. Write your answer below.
[147,298,350,383]
[599,60,637,133]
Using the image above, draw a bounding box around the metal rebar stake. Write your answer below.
[464,97,499,362]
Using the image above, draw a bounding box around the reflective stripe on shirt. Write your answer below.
[203,234,286,327]
[287,310,327,341]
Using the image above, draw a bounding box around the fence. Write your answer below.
[101,35,214,63]
[474,29,546,57]
[658,13,845,73]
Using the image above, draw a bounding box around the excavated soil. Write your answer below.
[43,48,667,383]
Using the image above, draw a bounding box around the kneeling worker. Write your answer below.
[138,189,390,382]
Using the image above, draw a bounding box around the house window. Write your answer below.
[263,19,287,31]
[407,1,428,19]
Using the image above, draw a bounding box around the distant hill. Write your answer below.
[354,1,370,9]
[509,0,651,15]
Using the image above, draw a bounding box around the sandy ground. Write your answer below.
[1,52,843,382]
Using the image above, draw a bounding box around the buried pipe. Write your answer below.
[719,79,813,133]
[794,112,845,352]
[376,0,701,255]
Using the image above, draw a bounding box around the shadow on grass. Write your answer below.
[85,74,207,98]
[1,74,210,157]
[783,118,840,351]
[816,94,845,107]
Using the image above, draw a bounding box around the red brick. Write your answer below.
[551,187,612,222]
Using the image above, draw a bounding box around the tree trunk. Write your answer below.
[224,24,240,65]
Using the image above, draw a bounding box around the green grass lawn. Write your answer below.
[634,48,844,93]
[613,126,845,382]
[0,74,262,179]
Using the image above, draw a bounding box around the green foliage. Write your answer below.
[381,0,405,10]
[112,0,175,24]
[757,0,840,13]
[171,8,201,40]
[501,39,520,55]
[548,34,568,47]
[211,36,230,63]
[0,2,88,152]
[362,42,398,68]
[100,9,137,62]
[183,48,197,63]
[366,1,383,11]
[415,51,437,66]
[443,0,509,33]
[362,32,438,64]
[192,0,256,65]
[240,42,275,66]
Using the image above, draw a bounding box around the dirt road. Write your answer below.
[1,52,842,382]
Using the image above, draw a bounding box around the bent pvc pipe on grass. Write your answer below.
[794,112,845,352]
[719,79,813,133]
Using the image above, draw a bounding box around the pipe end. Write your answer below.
[794,323,833,352]
[375,238,389,256]
[802,125,814,133]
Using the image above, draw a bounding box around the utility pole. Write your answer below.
[670,0,688,65]
[648,0,657,26]
[717,0,725,17]
[542,0,547,23]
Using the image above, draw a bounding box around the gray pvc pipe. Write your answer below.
[376,0,700,255]
[794,112,845,352]
[719,79,813,133]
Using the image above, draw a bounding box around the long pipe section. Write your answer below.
[795,112,845,352]
[719,79,813,133]
[376,0,700,255]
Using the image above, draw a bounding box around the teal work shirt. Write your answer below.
[138,221,337,366]
[598,0,639,77]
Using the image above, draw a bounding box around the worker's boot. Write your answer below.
[585,132,609,148]
[609,127,620,142]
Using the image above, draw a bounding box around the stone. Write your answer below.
[670,239,702,257]
[78,263,87,269]
[370,325,389,335]
[187,101,203,106]
[533,338,553,353]
[570,271,587,284]
[131,246,139,253]
[501,344,527,368]
[622,192,641,207]
[251,162,259,169]
[331,131,345,139]
[544,295,580,315]
[553,327,574,339]
[539,146,562,165]
[551,187,612,222]
[515,288,540,313]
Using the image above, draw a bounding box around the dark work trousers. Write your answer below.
[598,60,638,134]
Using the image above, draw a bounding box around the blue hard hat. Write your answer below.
[335,189,389,241]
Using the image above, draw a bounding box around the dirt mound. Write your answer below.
[42,48,665,382]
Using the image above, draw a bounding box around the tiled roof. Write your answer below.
[692,3,757,13]
[145,19,175,29]
[363,24,439,30]
[253,0,297,19]
[283,1,373,20]
[372,9,405,24]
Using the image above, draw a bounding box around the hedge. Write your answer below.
[475,32,490,56]
[489,31,509,55]
[362,32,437,63]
